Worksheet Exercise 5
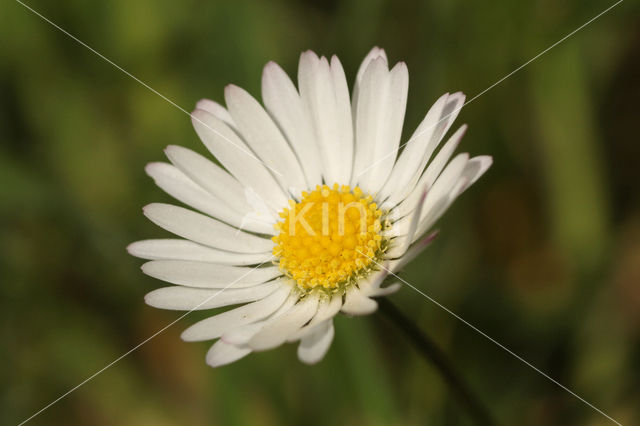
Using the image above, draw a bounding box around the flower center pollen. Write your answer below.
[272,184,388,292]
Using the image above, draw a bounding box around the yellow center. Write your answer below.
[272,184,387,292]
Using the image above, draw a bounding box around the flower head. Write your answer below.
[129,47,492,367]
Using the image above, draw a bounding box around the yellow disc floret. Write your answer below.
[272,184,388,292]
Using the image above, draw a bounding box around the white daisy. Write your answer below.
[128,47,492,367]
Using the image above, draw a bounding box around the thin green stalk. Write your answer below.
[377,298,495,426]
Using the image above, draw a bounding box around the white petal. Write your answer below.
[408,155,492,240]
[412,198,451,245]
[354,269,389,296]
[206,340,251,367]
[394,125,466,218]
[367,282,402,297]
[416,153,469,225]
[141,260,281,288]
[459,155,493,193]
[395,153,469,245]
[221,322,264,346]
[191,108,287,212]
[352,47,388,109]
[165,145,276,229]
[306,295,343,327]
[221,290,300,345]
[413,174,469,241]
[354,61,408,193]
[298,52,353,185]
[143,203,273,254]
[181,284,292,341]
[408,159,472,244]
[420,125,467,189]
[297,320,334,365]
[389,231,439,271]
[329,55,354,184]
[249,295,320,351]
[144,280,281,311]
[287,295,342,342]
[297,52,328,181]
[195,98,235,128]
[262,61,322,187]
[351,56,389,192]
[386,186,427,258]
[225,84,308,195]
[341,287,378,315]
[127,239,272,265]
[145,162,272,235]
[379,92,465,204]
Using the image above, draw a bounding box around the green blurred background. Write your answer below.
[2,0,639,424]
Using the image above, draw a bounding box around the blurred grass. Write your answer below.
[2,0,640,425]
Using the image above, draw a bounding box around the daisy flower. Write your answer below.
[128,47,492,367]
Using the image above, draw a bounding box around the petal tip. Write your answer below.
[195,98,213,109]
[142,203,161,217]
[143,290,158,307]
[190,107,207,121]
[125,242,136,255]
[144,162,161,176]
[180,329,194,342]
[224,83,240,95]
[164,144,180,157]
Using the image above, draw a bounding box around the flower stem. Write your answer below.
[377,298,495,426]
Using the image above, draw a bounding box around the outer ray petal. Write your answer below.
[297,320,335,365]
[262,61,322,187]
[367,282,402,297]
[249,295,320,351]
[391,231,439,271]
[416,153,470,225]
[352,46,388,110]
[356,61,409,193]
[181,284,292,341]
[379,92,465,204]
[195,98,235,128]
[386,187,428,258]
[459,156,493,193]
[144,281,281,311]
[225,84,308,195]
[341,287,378,315]
[221,291,299,345]
[127,239,272,265]
[329,55,354,184]
[206,340,252,367]
[145,162,273,235]
[141,260,281,288]
[298,52,354,185]
[287,295,342,342]
[191,108,287,212]
[164,145,276,228]
[351,56,389,192]
[143,203,273,254]
[394,125,467,217]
